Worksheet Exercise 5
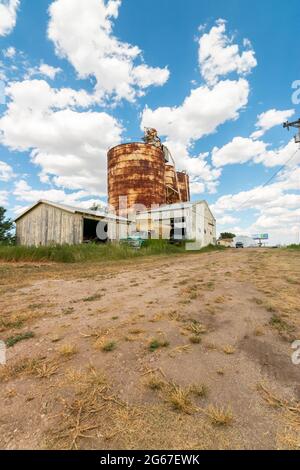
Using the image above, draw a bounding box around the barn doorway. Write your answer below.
[83,218,108,243]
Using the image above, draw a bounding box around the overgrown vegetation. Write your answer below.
[0,241,225,263]
[286,244,300,250]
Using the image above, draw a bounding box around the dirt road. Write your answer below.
[0,248,299,449]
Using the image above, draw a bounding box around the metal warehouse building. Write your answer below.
[136,200,216,247]
[15,200,129,247]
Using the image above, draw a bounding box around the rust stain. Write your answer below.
[107,142,190,216]
[177,171,190,203]
[108,143,166,215]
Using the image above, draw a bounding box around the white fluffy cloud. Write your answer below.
[142,79,249,145]
[212,159,300,244]
[0,190,8,205]
[217,215,240,225]
[199,19,257,86]
[0,0,19,36]
[0,160,14,181]
[212,137,298,168]
[48,0,169,103]
[38,63,62,80]
[141,18,256,195]
[3,46,16,58]
[13,180,106,209]
[212,137,266,167]
[251,108,295,139]
[0,79,123,194]
[142,78,249,193]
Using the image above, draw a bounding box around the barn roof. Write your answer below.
[14,200,129,223]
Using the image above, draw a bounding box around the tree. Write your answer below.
[0,207,15,244]
[220,232,236,240]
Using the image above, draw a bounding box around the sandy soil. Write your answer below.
[0,248,299,450]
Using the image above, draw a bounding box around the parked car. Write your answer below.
[120,231,148,249]
[235,242,244,248]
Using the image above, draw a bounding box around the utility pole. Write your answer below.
[283,118,300,245]
[283,118,300,147]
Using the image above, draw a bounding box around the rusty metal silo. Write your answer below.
[165,164,180,204]
[108,143,166,215]
[177,171,190,203]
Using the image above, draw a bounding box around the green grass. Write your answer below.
[269,314,295,334]
[5,331,35,348]
[101,341,117,352]
[0,242,225,264]
[286,244,300,250]
[149,339,170,352]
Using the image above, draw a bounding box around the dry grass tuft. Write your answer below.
[189,384,209,399]
[168,344,191,358]
[168,311,185,322]
[46,366,126,450]
[0,357,38,383]
[258,383,300,414]
[186,321,207,339]
[222,345,236,355]
[59,344,78,358]
[128,329,145,336]
[82,293,103,302]
[214,296,226,304]
[254,326,265,336]
[258,383,300,449]
[33,360,60,379]
[189,335,202,344]
[101,341,117,352]
[204,404,234,426]
[145,375,166,391]
[149,312,164,323]
[166,384,194,414]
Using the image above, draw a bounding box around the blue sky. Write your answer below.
[0,0,299,244]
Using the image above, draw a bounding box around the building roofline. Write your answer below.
[14,200,129,223]
[136,200,216,220]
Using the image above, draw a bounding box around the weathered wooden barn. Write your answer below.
[15,200,129,247]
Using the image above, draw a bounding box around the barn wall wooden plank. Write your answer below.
[16,203,83,246]
[16,202,122,246]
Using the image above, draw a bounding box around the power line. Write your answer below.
[191,147,300,224]
[234,148,300,212]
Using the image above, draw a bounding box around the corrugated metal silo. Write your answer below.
[165,164,180,204]
[177,171,190,203]
[108,143,166,215]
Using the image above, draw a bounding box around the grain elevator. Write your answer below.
[108,128,190,215]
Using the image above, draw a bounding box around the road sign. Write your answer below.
[252,234,269,240]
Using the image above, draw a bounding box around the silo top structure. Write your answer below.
[107,128,190,216]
